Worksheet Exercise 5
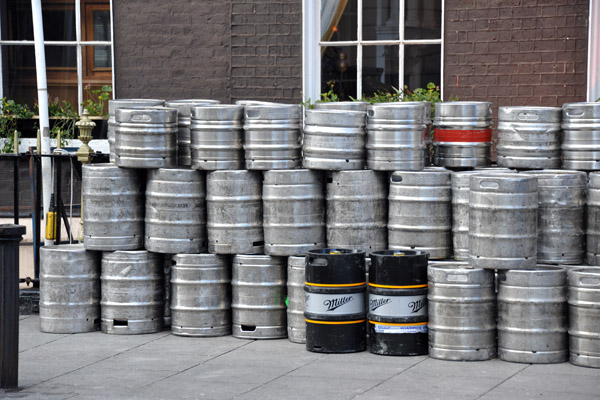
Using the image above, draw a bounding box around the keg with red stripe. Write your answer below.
[433,102,493,168]
[305,249,366,353]
[368,250,429,356]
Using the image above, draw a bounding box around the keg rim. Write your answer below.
[41,243,86,252]
[370,249,429,258]
[498,106,562,112]
[166,99,220,105]
[306,248,366,256]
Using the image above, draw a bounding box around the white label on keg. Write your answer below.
[368,294,427,317]
[305,292,365,315]
[373,323,428,334]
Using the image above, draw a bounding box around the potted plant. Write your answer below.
[0,98,35,153]
[82,84,112,139]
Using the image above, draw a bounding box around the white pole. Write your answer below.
[31,0,52,244]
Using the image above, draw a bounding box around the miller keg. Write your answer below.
[243,104,302,170]
[522,170,586,265]
[305,249,366,353]
[366,102,429,171]
[287,255,307,343]
[388,168,452,259]
[165,99,220,166]
[114,106,178,168]
[40,244,101,333]
[171,254,231,337]
[108,99,164,163]
[568,268,600,368]
[497,106,562,169]
[163,256,171,327]
[232,255,287,339]
[101,251,164,334]
[303,109,366,170]
[428,264,496,361]
[433,101,492,168]
[82,164,145,251]
[587,172,600,265]
[190,105,244,170]
[206,170,263,254]
[145,168,207,254]
[497,267,568,363]
[327,170,388,252]
[469,173,538,270]
[368,250,429,356]
[263,169,326,256]
[562,102,600,170]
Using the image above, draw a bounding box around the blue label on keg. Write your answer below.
[373,323,428,334]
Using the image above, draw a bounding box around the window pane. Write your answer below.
[362,45,399,98]
[43,6,76,41]
[5,0,33,40]
[46,45,76,68]
[404,44,441,90]
[320,46,357,100]
[92,46,111,69]
[2,45,77,107]
[363,0,399,41]
[93,10,111,41]
[405,0,442,40]
[321,0,357,42]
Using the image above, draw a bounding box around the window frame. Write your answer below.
[589,0,599,101]
[0,0,115,113]
[302,0,444,102]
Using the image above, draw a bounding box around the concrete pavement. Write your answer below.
[2,315,599,400]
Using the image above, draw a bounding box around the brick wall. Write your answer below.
[113,1,232,103]
[444,0,588,109]
[230,0,303,103]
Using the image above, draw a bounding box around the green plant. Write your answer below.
[82,84,112,117]
[0,98,34,153]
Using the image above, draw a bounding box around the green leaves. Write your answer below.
[82,85,112,117]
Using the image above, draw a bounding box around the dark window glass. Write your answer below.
[405,0,442,40]
[93,45,111,69]
[363,0,399,41]
[92,10,111,68]
[5,1,76,41]
[321,0,357,41]
[404,44,441,90]
[320,46,357,100]
[362,45,399,98]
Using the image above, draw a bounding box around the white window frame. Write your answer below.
[0,0,115,113]
[303,0,444,103]
[589,0,599,101]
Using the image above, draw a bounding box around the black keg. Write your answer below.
[305,248,366,353]
[368,250,429,356]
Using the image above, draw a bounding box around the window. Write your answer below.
[0,0,113,113]
[303,0,443,101]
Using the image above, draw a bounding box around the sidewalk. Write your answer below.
[2,315,599,400]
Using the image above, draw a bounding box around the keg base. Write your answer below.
[368,329,428,356]
[145,237,207,255]
[209,242,264,255]
[563,160,600,171]
[497,157,561,170]
[191,160,245,170]
[84,236,144,251]
[468,255,537,270]
[428,346,496,361]
[287,327,307,344]
[245,159,302,171]
[498,348,569,364]
[265,243,326,257]
[40,317,99,334]
[232,324,287,339]
[101,318,164,335]
[570,353,600,368]
[434,157,490,168]
[306,321,366,353]
[586,253,600,266]
[389,245,450,260]
[367,160,425,172]
[171,325,231,337]
[115,157,176,169]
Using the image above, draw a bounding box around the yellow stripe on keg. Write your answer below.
[368,321,428,326]
[305,319,366,325]
[305,281,366,287]
[368,283,428,289]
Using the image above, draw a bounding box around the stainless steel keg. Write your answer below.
[562,102,600,170]
[243,104,302,170]
[232,255,287,339]
[588,172,600,265]
[497,106,562,169]
[326,170,388,252]
[388,168,452,259]
[206,170,263,254]
[287,255,306,344]
[40,244,101,333]
[263,169,326,256]
[82,164,145,251]
[568,267,600,368]
[170,254,231,337]
[190,105,244,170]
[433,101,492,167]
[145,168,207,254]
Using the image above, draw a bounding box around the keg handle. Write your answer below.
[446,274,468,282]
[479,180,500,189]
[578,276,600,286]
[391,174,403,183]
[308,257,328,267]
[129,113,153,123]
[564,108,584,117]
[245,109,261,119]
[517,112,540,121]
